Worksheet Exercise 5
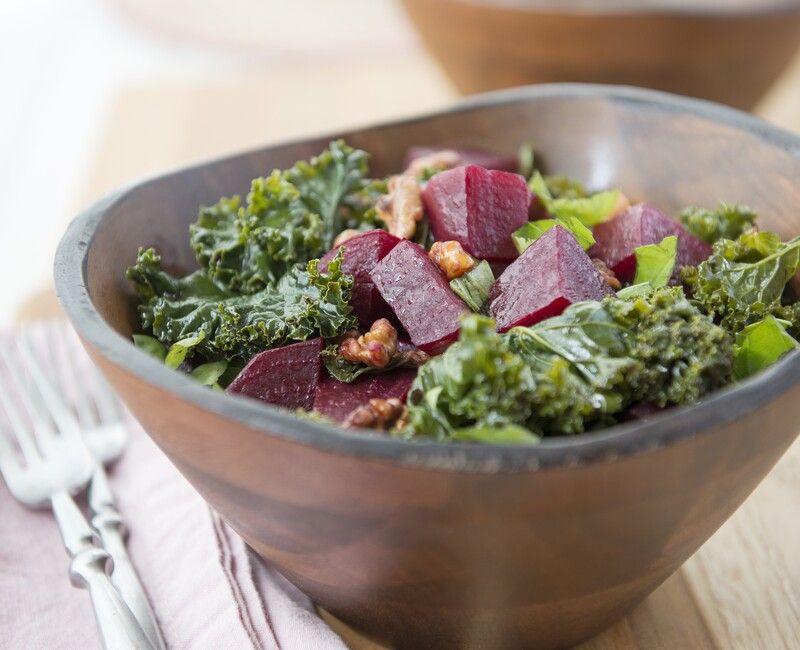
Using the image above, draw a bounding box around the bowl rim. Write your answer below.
[448,0,800,17]
[55,83,800,474]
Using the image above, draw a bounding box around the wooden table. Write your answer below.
[25,51,800,649]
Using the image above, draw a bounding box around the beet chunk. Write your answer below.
[422,165,530,262]
[489,226,612,332]
[590,203,712,282]
[227,338,322,410]
[370,240,469,354]
[319,230,402,326]
[403,146,517,172]
[313,369,417,423]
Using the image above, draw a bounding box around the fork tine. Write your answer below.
[0,346,43,463]
[52,323,99,427]
[16,336,81,441]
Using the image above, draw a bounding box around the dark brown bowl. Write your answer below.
[55,85,800,649]
[400,0,800,110]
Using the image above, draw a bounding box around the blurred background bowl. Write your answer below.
[400,0,800,109]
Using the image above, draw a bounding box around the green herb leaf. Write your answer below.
[616,283,653,300]
[451,424,540,444]
[449,260,495,312]
[681,231,800,334]
[679,202,757,244]
[733,315,798,379]
[512,216,595,253]
[633,235,677,288]
[190,360,229,388]
[131,334,166,361]
[517,142,535,179]
[528,171,621,226]
[165,331,206,369]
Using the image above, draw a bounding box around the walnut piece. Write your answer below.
[338,318,398,368]
[405,149,461,177]
[333,229,362,248]
[375,173,423,239]
[592,258,622,290]
[344,398,409,430]
[429,240,476,280]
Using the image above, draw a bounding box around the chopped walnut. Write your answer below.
[592,258,622,290]
[338,319,398,369]
[344,398,409,430]
[333,229,362,247]
[405,149,461,177]
[429,241,476,280]
[612,191,631,218]
[375,173,423,239]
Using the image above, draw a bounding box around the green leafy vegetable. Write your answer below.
[544,175,587,199]
[517,142,535,179]
[681,231,800,334]
[190,360,229,389]
[451,424,540,444]
[165,331,206,369]
[285,140,376,249]
[679,202,757,244]
[512,216,595,253]
[127,247,356,361]
[132,334,166,361]
[449,260,495,312]
[405,315,539,440]
[190,173,323,293]
[633,235,677,288]
[528,171,621,226]
[615,283,652,300]
[733,316,798,379]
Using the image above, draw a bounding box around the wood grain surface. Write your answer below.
[32,54,800,648]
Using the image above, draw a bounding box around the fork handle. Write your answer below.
[51,492,154,650]
[92,499,165,649]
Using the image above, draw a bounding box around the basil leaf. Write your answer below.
[165,331,206,369]
[733,316,798,379]
[132,334,166,361]
[528,171,553,203]
[451,424,540,444]
[449,260,495,312]
[190,360,229,388]
[512,216,595,253]
[633,235,677,288]
[528,171,621,226]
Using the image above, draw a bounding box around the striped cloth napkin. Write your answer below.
[0,323,345,649]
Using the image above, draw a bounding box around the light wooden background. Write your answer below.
[20,27,800,650]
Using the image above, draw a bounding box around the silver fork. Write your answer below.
[0,337,154,650]
[22,324,166,650]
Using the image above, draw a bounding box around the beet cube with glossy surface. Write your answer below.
[313,369,418,423]
[370,240,470,354]
[319,230,402,326]
[489,226,612,332]
[590,203,712,282]
[227,338,323,410]
[422,165,530,262]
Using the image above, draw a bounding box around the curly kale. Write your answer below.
[403,289,733,442]
[679,202,757,244]
[190,173,323,293]
[127,247,356,361]
[681,231,800,334]
[606,287,733,406]
[404,316,538,441]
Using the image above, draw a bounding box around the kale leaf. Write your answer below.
[681,231,800,334]
[679,202,757,244]
[733,316,798,380]
[127,247,356,361]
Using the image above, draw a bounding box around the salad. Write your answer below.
[127,141,800,444]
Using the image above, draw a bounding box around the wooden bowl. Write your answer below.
[400,0,800,110]
[55,85,800,649]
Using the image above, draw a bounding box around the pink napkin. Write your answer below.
[0,325,346,650]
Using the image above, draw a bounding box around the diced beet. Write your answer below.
[227,338,322,410]
[422,165,530,262]
[313,369,417,423]
[488,226,612,332]
[369,240,470,354]
[590,204,712,282]
[319,230,402,326]
[403,146,518,172]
